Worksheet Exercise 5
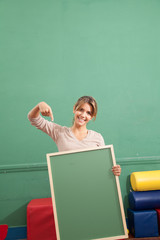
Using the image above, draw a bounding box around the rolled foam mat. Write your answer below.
[130,170,160,191]
[129,190,160,210]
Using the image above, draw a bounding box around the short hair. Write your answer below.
[74,96,98,120]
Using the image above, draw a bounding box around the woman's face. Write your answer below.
[73,103,93,127]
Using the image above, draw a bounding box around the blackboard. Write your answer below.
[47,145,128,240]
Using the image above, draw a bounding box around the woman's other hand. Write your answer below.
[112,165,121,176]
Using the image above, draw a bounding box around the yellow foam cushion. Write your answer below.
[130,170,160,191]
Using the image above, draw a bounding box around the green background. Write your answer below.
[0,0,160,227]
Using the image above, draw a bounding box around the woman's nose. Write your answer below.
[81,111,86,117]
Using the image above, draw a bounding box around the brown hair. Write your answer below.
[74,96,98,121]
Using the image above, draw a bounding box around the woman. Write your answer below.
[28,96,121,176]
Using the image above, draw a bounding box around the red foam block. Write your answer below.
[0,225,8,240]
[156,209,160,234]
[27,198,57,240]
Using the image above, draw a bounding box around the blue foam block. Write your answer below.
[129,190,160,210]
[128,208,159,238]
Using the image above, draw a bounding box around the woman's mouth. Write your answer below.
[77,116,86,123]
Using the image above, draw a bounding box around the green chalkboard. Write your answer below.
[47,145,128,240]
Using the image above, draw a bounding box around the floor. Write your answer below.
[18,237,160,240]
[17,233,160,240]
[128,234,160,239]
[129,238,160,240]
[18,236,160,240]
[17,237,160,240]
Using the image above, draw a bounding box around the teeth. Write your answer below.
[78,117,85,122]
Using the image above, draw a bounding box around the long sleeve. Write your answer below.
[28,114,62,142]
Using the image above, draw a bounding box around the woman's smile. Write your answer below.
[73,103,93,127]
[78,116,86,122]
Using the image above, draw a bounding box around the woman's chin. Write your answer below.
[75,121,86,127]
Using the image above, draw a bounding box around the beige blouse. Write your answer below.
[28,115,105,152]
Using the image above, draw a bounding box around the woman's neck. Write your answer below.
[71,124,88,141]
[71,123,87,133]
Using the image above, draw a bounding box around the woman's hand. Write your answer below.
[28,102,54,120]
[112,165,121,176]
[38,102,54,121]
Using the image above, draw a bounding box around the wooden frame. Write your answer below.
[47,145,128,240]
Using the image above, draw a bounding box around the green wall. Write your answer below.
[0,0,160,226]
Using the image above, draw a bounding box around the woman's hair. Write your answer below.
[74,96,98,120]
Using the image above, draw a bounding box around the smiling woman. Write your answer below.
[28,96,121,176]
[71,96,97,141]
[72,103,93,140]
[74,96,97,120]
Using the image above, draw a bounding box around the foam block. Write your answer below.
[130,170,160,191]
[27,198,57,240]
[0,225,8,240]
[129,190,160,210]
[128,208,159,238]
